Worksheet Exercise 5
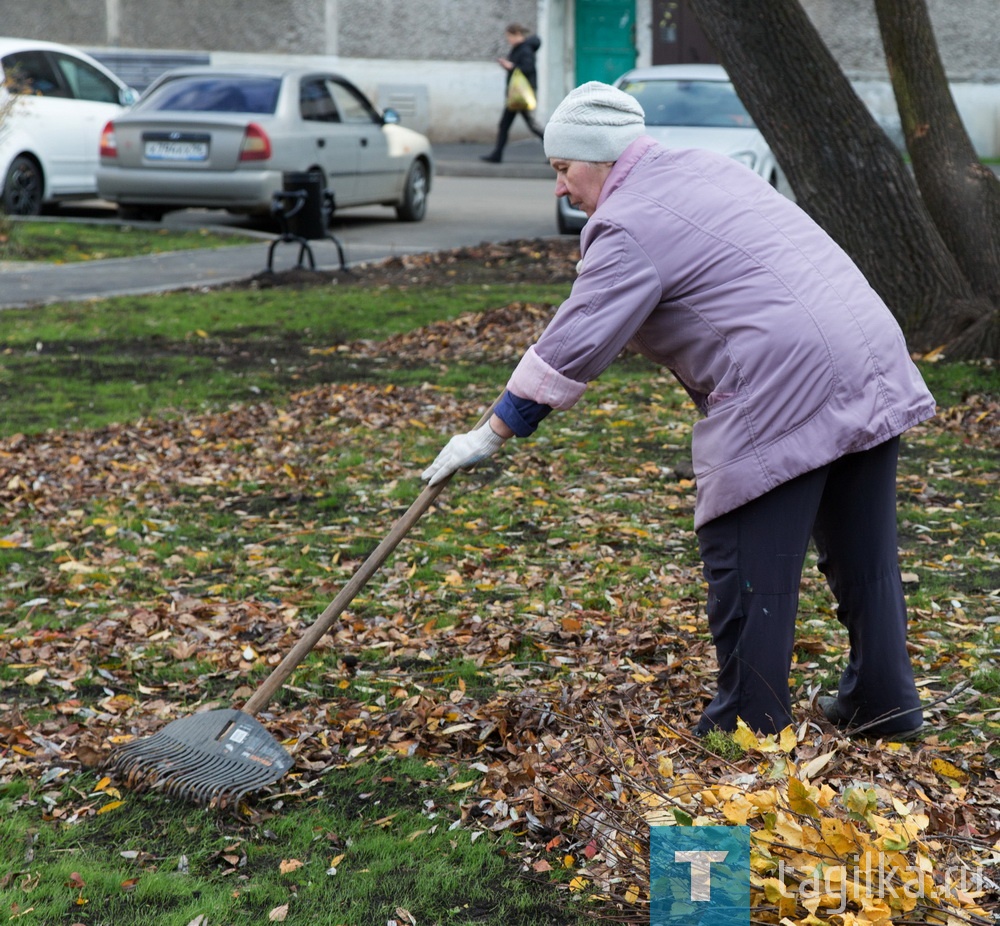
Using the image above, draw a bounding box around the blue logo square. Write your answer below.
[650,826,750,926]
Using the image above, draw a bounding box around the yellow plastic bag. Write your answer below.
[506,68,537,111]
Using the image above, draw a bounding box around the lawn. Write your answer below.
[0,236,996,925]
[0,218,258,263]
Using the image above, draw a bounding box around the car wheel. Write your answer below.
[2,156,44,216]
[395,160,428,222]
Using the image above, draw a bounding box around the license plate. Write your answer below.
[144,140,208,162]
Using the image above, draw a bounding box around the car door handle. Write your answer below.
[360,138,368,147]
[317,138,325,148]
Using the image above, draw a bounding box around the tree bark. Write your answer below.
[686,0,990,356]
[875,0,1000,355]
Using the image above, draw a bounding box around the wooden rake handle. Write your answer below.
[241,398,500,716]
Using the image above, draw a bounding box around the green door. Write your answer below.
[575,0,637,85]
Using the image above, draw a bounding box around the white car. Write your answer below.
[557,63,785,234]
[96,66,434,223]
[0,37,137,215]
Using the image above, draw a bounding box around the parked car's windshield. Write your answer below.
[143,76,282,114]
[619,78,755,128]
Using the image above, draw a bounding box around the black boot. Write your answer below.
[480,152,502,163]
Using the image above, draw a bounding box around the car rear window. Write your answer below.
[620,79,755,128]
[144,76,281,114]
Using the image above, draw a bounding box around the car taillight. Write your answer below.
[99,121,117,158]
[239,123,272,161]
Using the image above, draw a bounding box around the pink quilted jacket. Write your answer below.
[506,137,935,528]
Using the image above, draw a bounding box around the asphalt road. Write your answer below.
[0,143,564,310]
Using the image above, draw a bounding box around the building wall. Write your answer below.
[337,0,540,59]
[118,0,327,55]
[2,0,109,45]
[801,0,1000,81]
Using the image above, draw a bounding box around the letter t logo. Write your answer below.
[674,850,729,901]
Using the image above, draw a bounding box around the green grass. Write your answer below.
[0,281,569,437]
[0,218,258,262]
[0,760,581,925]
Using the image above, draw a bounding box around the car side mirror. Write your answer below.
[119,86,139,107]
[382,107,400,125]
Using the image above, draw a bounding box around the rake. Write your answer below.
[104,405,497,807]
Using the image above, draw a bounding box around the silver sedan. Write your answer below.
[97,66,433,223]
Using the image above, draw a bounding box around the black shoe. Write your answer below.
[818,696,924,741]
[480,154,502,163]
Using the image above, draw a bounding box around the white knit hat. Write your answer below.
[543,81,646,162]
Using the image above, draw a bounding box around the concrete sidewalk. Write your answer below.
[0,140,556,310]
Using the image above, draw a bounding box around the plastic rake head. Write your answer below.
[103,709,294,808]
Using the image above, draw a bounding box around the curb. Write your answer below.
[435,159,553,180]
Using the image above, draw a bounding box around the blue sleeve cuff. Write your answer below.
[495,390,552,437]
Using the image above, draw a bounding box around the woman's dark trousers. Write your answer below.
[694,437,922,736]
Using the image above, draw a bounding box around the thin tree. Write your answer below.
[686,0,995,358]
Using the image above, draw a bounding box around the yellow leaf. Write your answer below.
[269,904,289,922]
[721,793,753,825]
[762,877,795,902]
[447,779,476,791]
[778,726,798,753]
[930,758,968,782]
[563,854,575,868]
[844,785,877,818]
[279,858,304,874]
[821,817,861,855]
[787,777,820,818]
[24,669,46,686]
[97,800,125,815]
[569,876,588,892]
[624,884,640,903]
[732,718,760,752]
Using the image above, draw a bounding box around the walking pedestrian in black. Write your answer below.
[481,23,545,163]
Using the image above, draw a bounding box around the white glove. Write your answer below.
[422,426,506,486]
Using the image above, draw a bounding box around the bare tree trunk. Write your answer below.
[686,0,989,356]
[875,0,1000,356]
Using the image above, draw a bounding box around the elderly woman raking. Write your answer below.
[423,82,934,739]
